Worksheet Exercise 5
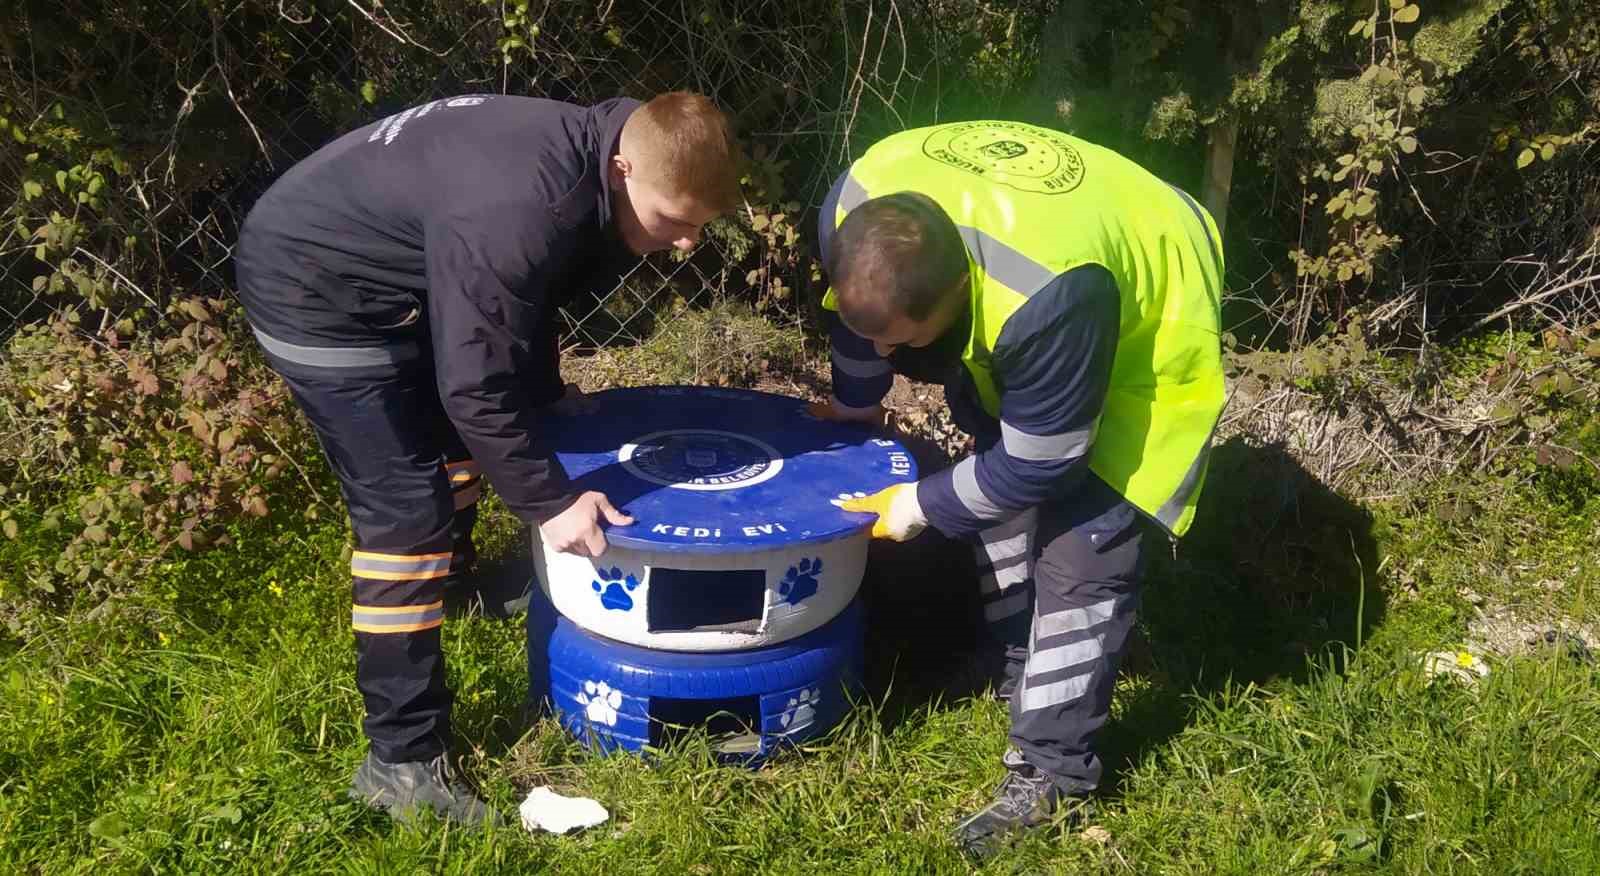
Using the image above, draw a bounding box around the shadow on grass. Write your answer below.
[445,518,547,760]
[468,428,1384,792]
[860,435,1385,793]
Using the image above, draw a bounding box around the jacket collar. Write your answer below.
[591,97,641,231]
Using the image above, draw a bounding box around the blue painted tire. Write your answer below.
[535,386,918,554]
[531,386,915,652]
[532,589,864,762]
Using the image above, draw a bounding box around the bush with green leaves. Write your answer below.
[3,0,1597,615]
[0,296,320,605]
[0,0,848,612]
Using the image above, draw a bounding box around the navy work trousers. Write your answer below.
[971,474,1148,795]
[252,333,482,764]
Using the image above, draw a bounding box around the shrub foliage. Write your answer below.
[1,0,1595,604]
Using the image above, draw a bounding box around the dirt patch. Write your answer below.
[1464,596,1597,664]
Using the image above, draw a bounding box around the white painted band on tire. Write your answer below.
[530,387,918,651]
[533,530,867,652]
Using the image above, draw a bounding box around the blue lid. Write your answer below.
[538,387,917,552]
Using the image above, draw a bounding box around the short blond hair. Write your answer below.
[622,91,741,210]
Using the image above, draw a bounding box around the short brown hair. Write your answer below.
[622,91,742,210]
[827,192,968,335]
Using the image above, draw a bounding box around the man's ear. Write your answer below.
[931,270,971,328]
[940,270,966,300]
[945,270,971,310]
[609,153,633,183]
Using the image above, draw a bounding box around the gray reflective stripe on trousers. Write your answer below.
[1018,673,1094,713]
[977,529,1030,564]
[976,507,1037,544]
[1153,433,1215,533]
[974,511,1033,594]
[351,554,452,576]
[1035,596,1120,639]
[979,562,1030,594]
[251,325,420,368]
[1001,419,1096,462]
[952,456,1008,519]
[830,350,892,379]
[838,173,1057,297]
[352,603,445,629]
[1169,184,1224,276]
[1018,597,1120,712]
[1027,634,1105,677]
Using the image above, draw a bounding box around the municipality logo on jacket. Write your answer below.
[921,121,1085,194]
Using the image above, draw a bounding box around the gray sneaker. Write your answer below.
[954,755,1088,860]
[348,751,497,827]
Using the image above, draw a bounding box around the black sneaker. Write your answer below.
[954,754,1089,860]
[348,751,498,827]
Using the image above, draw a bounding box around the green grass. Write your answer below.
[3,340,1599,873]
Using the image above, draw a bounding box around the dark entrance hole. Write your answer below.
[646,567,765,633]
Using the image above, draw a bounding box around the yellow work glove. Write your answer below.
[837,483,927,542]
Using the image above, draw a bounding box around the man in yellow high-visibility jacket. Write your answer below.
[813,121,1225,858]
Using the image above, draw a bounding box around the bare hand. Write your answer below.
[806,399,889,428]
[538,491,634,557]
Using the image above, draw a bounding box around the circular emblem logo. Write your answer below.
[619,430,783,491]
[921,122,1085,195]
[446,96,488,107]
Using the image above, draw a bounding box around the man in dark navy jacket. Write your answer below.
[235,91,740,824]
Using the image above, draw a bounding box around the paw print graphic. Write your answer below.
[574,680,623,727]
[829,491,868,508]
[778,557,823,606]
[591,566,640,612]
[780,687,820,732]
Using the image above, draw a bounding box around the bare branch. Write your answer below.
[343,0,447,57]
[1470,272,1600,331]
[73,246,160,311]
[276,0,313,26]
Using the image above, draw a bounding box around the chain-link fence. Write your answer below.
[1,0,865,349]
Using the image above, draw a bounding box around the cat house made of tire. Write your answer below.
[530,386,917,652]
[533,589,866,760]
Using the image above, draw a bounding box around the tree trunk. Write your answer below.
[1202,117,1238,241]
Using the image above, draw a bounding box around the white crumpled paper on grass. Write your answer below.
[519,787,610,835]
